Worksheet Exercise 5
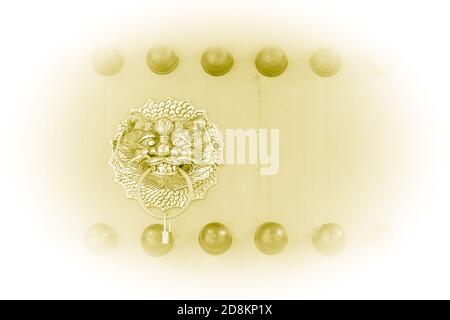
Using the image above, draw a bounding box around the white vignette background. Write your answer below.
[0,0,449,299]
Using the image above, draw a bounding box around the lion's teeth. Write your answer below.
[153,162,178,174]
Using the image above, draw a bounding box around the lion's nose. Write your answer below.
[156,136,170,156]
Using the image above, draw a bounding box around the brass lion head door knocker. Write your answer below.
[110,98,223,243]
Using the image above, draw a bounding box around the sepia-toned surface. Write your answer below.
[41,28,410,265]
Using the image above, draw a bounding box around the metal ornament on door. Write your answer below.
[110,98,223,243]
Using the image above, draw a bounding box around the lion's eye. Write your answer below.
[139,132,158,147]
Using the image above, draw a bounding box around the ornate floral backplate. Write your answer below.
[110,98,222,218]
